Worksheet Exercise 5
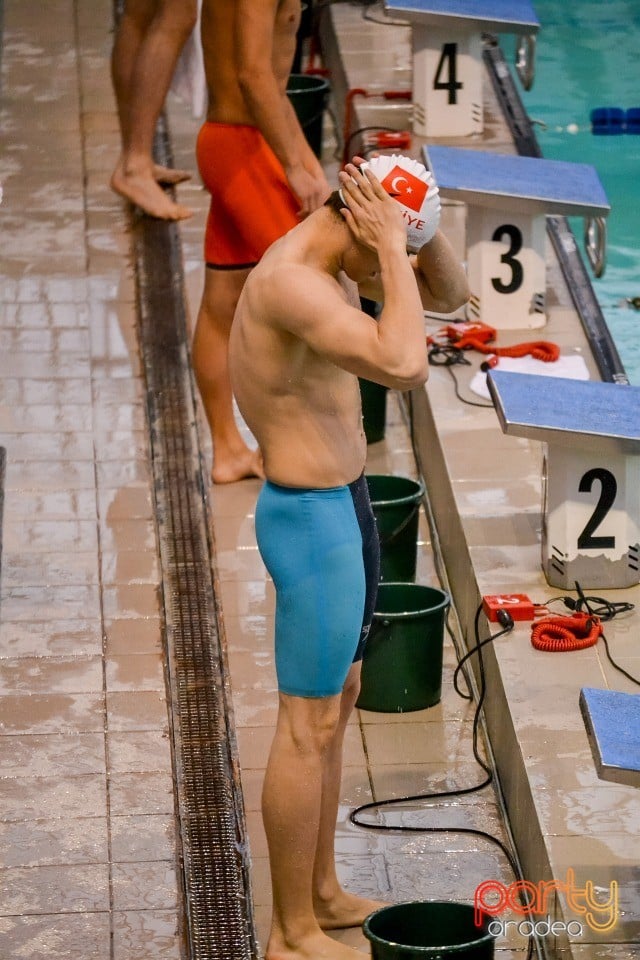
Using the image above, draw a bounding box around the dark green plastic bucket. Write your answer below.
[363,901,495,960]
[356,583,449,713]
[286,73,330,157]
[359,378,388,443]
[366,474,424,582]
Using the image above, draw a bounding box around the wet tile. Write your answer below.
[0,913,110,960]
[3,488,97,520]
[108,771,175,816]
[2,551,99,588]
[363,719,476,766]
[0,816,108,867]
[0,655,103,695]
[222,614,272,653]
[0,733,106,778]
[111,909,183,959]
[368,762,502,802]
[110,814,176,863]
[1,431,94,460]
[104,617,164,656]
[106,691,169,732]
[0,619,102,658]
[105,654,166,692]
[0,693,104,734]
[99,518,157,552]
[0,863,109,914]
[95,459,151,487]
[1,774,107,822]
[112,861,179,911]
[101,583,160,619]
[100,548,159,585]
[93,429,149,462]
[0,403,93,434]
[98,484,153,519]
[3,519,99,554]
[1,585,101,623]
[92,377,144,406]
[3,459,95,491]
[106,731,172,774]
[217,579,275,618]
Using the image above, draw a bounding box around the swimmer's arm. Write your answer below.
[411,231,470,314]
[266,264,428,391]
[235,0,329,215]
[358,231,470,314]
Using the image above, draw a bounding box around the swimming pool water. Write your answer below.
[509,0,640,383]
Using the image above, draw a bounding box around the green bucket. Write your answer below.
[359,378,388,444]
[366,474,424,582]
[363,902,495,960]
[357,583,449,713]
[286,73,330,157]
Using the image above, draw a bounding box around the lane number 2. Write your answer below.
[577,467,617,550]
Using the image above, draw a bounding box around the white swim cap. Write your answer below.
[360,154,441,252]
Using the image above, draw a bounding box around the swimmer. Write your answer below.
[110,0,197,220]
[192,0,331,484]
[229,156,469,960]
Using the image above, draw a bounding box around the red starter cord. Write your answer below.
[530,612,603,652]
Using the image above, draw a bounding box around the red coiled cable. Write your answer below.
[530,612,603,652]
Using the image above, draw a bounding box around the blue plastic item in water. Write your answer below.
[625,108,640,134]
[590,107,625,135]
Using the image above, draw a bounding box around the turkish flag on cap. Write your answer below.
[380,165,428,213]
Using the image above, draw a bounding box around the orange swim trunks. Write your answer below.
[196,122,300,269]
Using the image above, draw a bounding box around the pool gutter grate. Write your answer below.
[129,131,258,959]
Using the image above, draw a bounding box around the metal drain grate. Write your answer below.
[130,131,258,959]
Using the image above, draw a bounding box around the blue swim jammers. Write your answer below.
[255,475,380,698]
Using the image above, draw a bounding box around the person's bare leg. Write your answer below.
[110,0,196,219]
[313,663,389,929]
[262,692,366,960]
[192,267,264,484]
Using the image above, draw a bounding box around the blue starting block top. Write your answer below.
[487,371,640,455]
[580,688,640,787]
[423,145,610,218]
[384,0,539,33]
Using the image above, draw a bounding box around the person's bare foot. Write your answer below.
[111,164,193,220]
[211,446,264,484]
[153,163,192,186]
[315,890,390,930]
[265,928,366,960]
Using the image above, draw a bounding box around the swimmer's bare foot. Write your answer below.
[265,929,366,960]
[315,890,390,930]
[211,446,264,485]
[153,163,192,186]
[111,164,193,220]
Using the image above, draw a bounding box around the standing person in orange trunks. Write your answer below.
[192,0,331,484]
[110,0,197,220]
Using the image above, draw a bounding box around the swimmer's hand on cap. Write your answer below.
[338,160,408,253]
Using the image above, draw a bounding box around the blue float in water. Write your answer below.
[590,107,625,134]
[625,108,640,134]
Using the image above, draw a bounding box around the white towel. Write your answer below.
[170,0,207,120]
[470,353,591,400]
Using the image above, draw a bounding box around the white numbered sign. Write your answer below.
[466,207,547,330]
[411,26,483,137]
[543,445,640,589]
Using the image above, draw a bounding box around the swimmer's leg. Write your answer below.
[110,0,195,220]
[262,687,366,960]
[192,265,263,484]
[313,662,389,930]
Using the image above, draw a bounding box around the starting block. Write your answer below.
[488,370,640,589]
[384,0,539,137]
[424,146,610,329]
[580,688,640,788]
